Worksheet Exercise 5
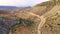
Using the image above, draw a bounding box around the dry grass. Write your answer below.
[10,15,41,34]
[41,12,60,34]
[0,0,60,34]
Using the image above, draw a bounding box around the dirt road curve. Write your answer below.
[37,16,46,34]
[29,12,46,34]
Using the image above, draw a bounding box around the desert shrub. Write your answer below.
[57,24,60,26]
[11,18,34,34]
[11,18,34,28]
[17,18,34,27]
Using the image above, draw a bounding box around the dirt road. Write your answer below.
[29,12,46,34]
[37,16,46,34]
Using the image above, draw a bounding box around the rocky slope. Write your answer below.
[0,0,60,34]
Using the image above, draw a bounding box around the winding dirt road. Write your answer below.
[29,12,46,34]
[37,16,46,34]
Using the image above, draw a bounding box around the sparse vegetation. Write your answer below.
[0,0,60,34]
[11,18,35,34]
[57,24,60,25]
[41,11,60,34]
[17,18,34,27]
[57,24,60,26]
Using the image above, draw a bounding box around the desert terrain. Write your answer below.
[0,0,60,34]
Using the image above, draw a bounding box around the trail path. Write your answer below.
[29,12,46,34]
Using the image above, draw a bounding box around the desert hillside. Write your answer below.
[0,0,60,34]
